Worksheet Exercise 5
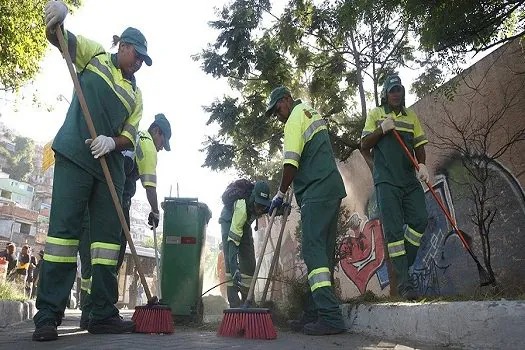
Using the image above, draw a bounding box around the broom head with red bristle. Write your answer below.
[132,304,174,334]
[218,308,277,340]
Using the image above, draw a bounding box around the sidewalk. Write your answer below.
[0,310,440,350]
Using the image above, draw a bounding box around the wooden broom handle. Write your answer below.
[55,26,152,301]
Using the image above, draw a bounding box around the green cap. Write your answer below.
[265,86,291,117]
[120,27,152,66]
[152,113,171,151]
[252,181,271,207]
[383,74,403,93]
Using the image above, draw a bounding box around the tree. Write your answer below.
[0,135,35,181]
[196,0,427,176]
[394,0,525,54]
[0,0,81,92]
[142,233,163,249]
[426,60,525,286]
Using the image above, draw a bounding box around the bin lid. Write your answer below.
[163,197,212,224]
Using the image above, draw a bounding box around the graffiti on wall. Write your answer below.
[339,216,386,294]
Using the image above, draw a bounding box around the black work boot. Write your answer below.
[303,319,346,336]
[32,320,58,341]
[287,315,318,332]
[87,314,135,334]
[79,312,89,330]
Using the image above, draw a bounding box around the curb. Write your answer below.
[0,300,35,328]
[342,300,525,350]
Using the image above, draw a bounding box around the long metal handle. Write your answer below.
[55,27,152,301]
[392,130,474,255]
[260,192,293,303]
[245,210,277,305]
[152,226,161,300]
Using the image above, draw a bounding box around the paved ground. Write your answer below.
[0,310,450,349]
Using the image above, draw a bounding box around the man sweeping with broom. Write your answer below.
[265,87,347,336]
[360,74,429,300]
[34,1,151,341]
[78,114,171,330]
[219,180,272,308]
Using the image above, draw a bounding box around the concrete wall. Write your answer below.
[255,39,525,303]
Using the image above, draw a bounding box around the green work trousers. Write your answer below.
[34,154,123,327]
[79,203,130,320]
[376,182,427,294]
[301,199,345,329]
[220,221,255,308]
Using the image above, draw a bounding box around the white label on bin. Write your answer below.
[166,236,181,244]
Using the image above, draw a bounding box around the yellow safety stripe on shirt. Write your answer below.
[361,106,427,146]
[308,267,332,292]
[136,131,158,187]
[89,56,136,113]
[122,123,138,144]
[240,273,253,288]
[90,242,120,266]
[283,103,326,168]
[303,118,327,143]
[81,277,92,294]
[227,199,247,246]
[44,236,79,263]
[414,135,429,148]
[376,119,414,134]
[388,240,406,258]
[225,272,233,287]
[69,31,142,149]
[404,225,424,247]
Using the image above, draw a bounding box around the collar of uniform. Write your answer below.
[383,104,407,116]
[293,99,303,108]
[111,53,137,90]
[139,130,153,141]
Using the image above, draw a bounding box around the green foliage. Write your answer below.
[0,135,35,181]
[0,281,27,301]
[141,233,163,249]
[197,0,426,175]
[401,0,525,53]
[0,0,81,91]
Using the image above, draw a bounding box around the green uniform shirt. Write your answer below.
[283,100,346,206]
[52,31,143,190]
[361,105,428,187]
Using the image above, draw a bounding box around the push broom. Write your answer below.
[217,207,279,339]
[392,130,495,286]
[55,27,173,333]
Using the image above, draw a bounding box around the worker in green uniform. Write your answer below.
[78,114,171,329]
[219,180,271,308]
[360,74,429,300]
[266,87,347,336]
[34,1,151,341]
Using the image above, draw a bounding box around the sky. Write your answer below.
[0,0,239,239]
[0,0,496,240]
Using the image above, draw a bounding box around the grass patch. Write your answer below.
[0,281,27,302]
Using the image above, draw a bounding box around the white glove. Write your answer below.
[44,1,68,32]
[417,163,430,182]
[380,117,395,134]
[85,135,116,159]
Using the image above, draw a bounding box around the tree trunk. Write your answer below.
[349,28,367,120]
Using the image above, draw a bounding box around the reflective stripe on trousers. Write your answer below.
[308,267,331,292]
